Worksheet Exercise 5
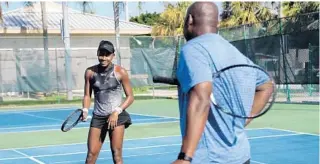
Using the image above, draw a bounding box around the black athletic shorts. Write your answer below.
[90,110,132,130]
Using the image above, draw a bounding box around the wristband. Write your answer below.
[177,152,192,162]
[114,107,123,114]
[82,108,88,113]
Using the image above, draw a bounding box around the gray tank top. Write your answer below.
[90,64,123,116]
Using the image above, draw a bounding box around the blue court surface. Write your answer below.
[0,108,319,164]
[0,107,178,133]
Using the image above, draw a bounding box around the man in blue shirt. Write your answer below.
[172,2,274,164]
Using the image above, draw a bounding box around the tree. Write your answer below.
[113,2,126,66]
[282,2,319,17]
[77,1,95,14]
[152,2,192,36]
[137,2,144,15]
[220,2,232,22]
[219,2,274,28]
[130,12,161,26]
[22,2,50,93]
[0,2,8,23]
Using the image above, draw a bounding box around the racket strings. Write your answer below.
[66,112,82,127]
[61,109,83,132]
[212,65,276,119]
[213,70,250,116]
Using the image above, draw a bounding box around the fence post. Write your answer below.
[279,17,291,102]
[308,43,313,96]
[55,48,61,103]
[0,52,2,98]
[62,2,73,100]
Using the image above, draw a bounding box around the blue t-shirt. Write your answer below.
[177,33,269,164]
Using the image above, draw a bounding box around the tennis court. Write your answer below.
[0,99,319,164]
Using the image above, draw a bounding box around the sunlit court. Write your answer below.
[0,1,319,164]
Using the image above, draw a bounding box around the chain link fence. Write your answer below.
[0,12,318,103]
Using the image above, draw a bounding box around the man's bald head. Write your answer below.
[183,2,219,41]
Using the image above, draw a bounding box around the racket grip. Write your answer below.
[153,76,179,85]
[82,115,92,122]
[87,115,92,120]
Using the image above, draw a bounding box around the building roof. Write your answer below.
[0,2,152,35]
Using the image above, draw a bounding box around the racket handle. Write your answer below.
[82,115,92,122]
[153,76,179,85]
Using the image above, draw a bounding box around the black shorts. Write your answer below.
[90,111,132,130]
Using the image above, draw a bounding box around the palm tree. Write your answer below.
[22,2,50,93]
[75,1,125,66]
[220,2,274,28]
[282,2,319,17]
[113,2,126,66]
[219,2,232,27]
[152,2,192,36]
[40,2,50,94]
[137,2,144,15]
[77,1,94,14]
[0,2,7,99]
[0,2,8,23]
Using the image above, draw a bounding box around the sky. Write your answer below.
[2,1,223,20]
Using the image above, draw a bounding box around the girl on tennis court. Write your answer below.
[81,40,134,164]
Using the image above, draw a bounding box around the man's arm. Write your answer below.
[180,81,212,158]
[246,80,274,126]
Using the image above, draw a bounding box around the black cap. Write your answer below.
[98,40,115,54]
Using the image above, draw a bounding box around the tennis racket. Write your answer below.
[209,64,276,119]
[153,64,276,119]
[61,109,92,132]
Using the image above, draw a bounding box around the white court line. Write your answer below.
[0,135,181,151]
[248,133,302,140]
[0,143,181,161]
[0,131,312,163]
[53,152,267,164]
[245,128,272,131]
[18,112,63,122]
[53,151,178,164]
[0,128,275,150]
[134,117,179,122]
[12,149,45,164]
[251,160,266,164]
[0,108,178,120]
[0,121,180,134]
[130,112,179,119]
[54,152,268,164]
[32,144,181,158]
[0,117,176,131]
[34,133,309,158]
[0,124,70,130]
[0,107,76,114]
[1,132,306,157]
[266,127,320,136]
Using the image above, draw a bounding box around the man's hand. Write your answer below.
[81,108,89,122]
[107,112,119,129]
[171,160,191,164]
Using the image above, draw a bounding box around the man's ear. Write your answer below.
[187,14,194,26]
